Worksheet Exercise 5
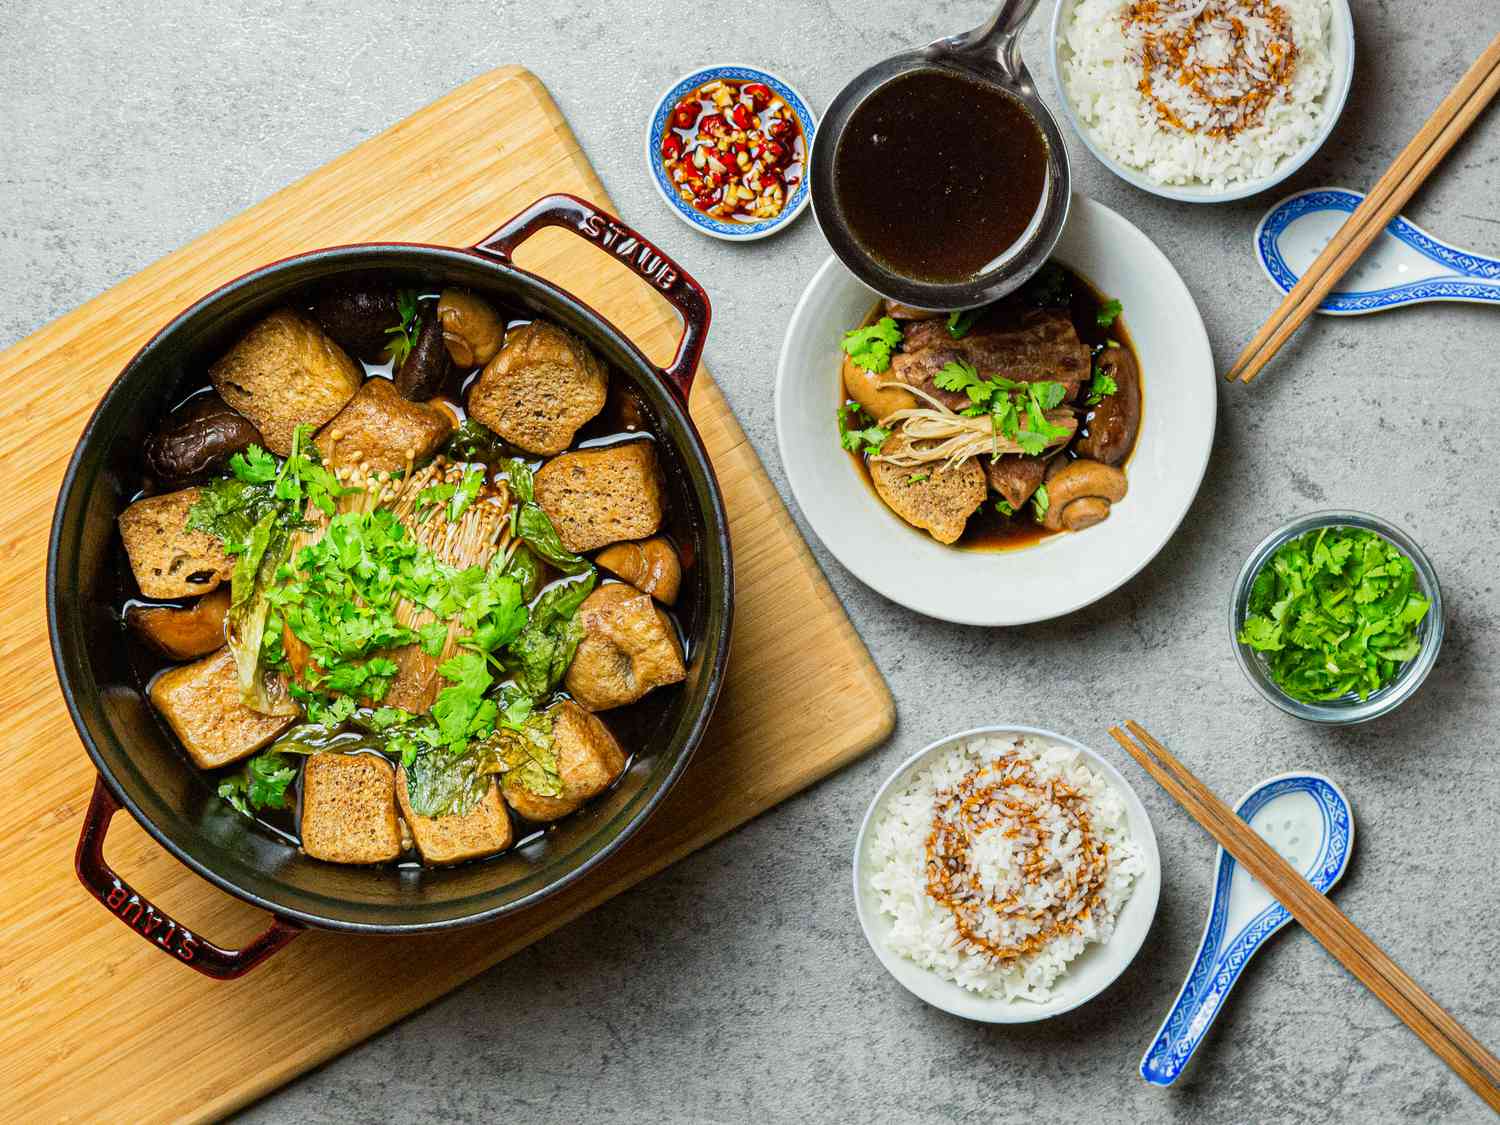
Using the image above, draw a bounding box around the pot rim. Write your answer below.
[49,233,733,934]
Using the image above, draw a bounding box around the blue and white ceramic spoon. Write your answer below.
[1140,772,1355,1086]
[1255,187,1500,314]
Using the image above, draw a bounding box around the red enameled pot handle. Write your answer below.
[75,776,304,980]
[471,193,712,406]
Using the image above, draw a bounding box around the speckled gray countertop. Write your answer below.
[6,1,1498,1121]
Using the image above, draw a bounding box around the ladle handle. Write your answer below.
[934,0,1043,85]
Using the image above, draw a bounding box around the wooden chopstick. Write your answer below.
[1226,32,1500,384]
[1109,721,1500,1111]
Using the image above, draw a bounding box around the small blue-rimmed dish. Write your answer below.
[646,65,815,242]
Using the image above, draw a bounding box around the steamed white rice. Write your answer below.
[1060,0,1333,189]
[867,735,1143,1001]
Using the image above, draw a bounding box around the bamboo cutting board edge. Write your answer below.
[0,65,894,1121]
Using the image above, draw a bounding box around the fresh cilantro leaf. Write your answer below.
[1096,298,1123,327]
[418,620,450,657]
[385,289,422,368]
[946,309,982,339]
[414,481,456,520]
[934,359,990,406]
[840,317,902,374]
[229,444,279,484]
[217,751,298,819]
[1086,357,1119,406]
[1031,483,1050,521]
[836,403,890,456]
[448,466,486,522]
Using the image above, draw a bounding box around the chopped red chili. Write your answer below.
[659,78,806,223]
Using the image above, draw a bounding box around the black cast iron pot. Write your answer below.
[49,195,732,977]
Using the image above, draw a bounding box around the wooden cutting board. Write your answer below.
[0,66,892,1122]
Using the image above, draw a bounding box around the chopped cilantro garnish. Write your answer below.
[906,473,928,484]
[840,317,902,374]
[933,360,1071,456]
[1095,298,1122,327]
[1238,527,1430,702]
[385,289,421,368]
[217,750,298,817]
[1031,483,1049,521]
[946,309,982,339]
[996,499,1015,517]
[1086,358,1118,406]
[837,402,890,456]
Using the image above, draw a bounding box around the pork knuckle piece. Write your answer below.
[502,700,627,822]
[534,440,665,553]
[466,320,607,455]
[437,289,505,368]
[148,648,295,769]
[563,584,687,711]
[127,587,230,661]
[868,430,986,544]
[300,752,404,864]
[209,308,362,455]
[118,487,234,599]
[396,770,513,864]
[314,376,455,473]
[986,455,1048,510]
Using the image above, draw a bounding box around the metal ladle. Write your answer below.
[810,0,1071,311]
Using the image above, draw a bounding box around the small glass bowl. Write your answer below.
[1229,511,1444,725]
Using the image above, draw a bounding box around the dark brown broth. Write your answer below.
[832,69,1048,283]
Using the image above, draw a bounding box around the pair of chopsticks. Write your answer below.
[1110,721,1500,1111]
[1227,32,1500,384]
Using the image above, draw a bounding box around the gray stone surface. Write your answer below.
[6,0,1498,1121]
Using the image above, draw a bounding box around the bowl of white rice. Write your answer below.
[853,726,1160,1022]
[1050,0,1354,201]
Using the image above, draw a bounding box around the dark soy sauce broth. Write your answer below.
[832,69,1048,283]
[843,262,1141,552]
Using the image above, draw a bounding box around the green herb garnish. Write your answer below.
[933,359,1071,456]
[218,750,298,817]
[946,309,982,339]
[840,317,902,374]
[1095,298,1122,327]
[1086,359,1118,406]
[906,473,929,484]
[1031,483,1049,522]
[385,289,422,368]
[837,402,891,456]
[996,499,1015,517]
[1238,527,1430,702]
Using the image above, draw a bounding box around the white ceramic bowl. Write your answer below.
[774,195,1215,626]
[853,725,1162,1023]
[645,64,815,242]
[1048,0,1355,203]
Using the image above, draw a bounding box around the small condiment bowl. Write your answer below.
[645,64,815,242]
[1047,0,1355,203]
[1229,511,1444,725]
[852,724,1162,1023]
